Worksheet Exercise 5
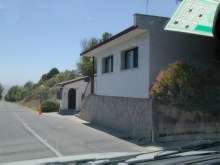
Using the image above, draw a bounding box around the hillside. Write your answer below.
[5,68,78,110]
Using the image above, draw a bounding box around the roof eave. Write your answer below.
[80,25,139,57]
[56,76,89,87]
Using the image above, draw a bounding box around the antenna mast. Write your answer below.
[146,0,149,14]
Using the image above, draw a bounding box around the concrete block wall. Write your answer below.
[80,95,153,141]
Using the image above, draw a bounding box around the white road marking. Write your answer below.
[14,113,63,157]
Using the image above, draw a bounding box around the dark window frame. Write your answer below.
[121,47,139,70]
[102,55,114,73]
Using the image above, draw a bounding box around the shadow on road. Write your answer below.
[58,110,78,116]
[83,122,157,147]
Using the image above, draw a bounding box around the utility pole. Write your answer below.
[91,57,95,94]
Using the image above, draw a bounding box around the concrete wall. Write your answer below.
[136,14,220,141]
[153,104,220,142]
[80,95,220,142]
[80,95,153,140]
[135,14,220,85]
[95,32,150,98]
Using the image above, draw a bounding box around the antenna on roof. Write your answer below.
[175,0,182,3]
[146,0,149,14]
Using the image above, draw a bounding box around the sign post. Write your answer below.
[165,0,220,37]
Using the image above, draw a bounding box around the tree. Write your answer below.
[21,69,77,101]
[39,68,60,83]
[78,32,112,76]
[55,70,76,82]
[40,74,48,82]
[78,38,99,76]
[151,61,214,111]
[77,57,94,76]
[23,81,34,101]
[24,81,34,89]
[5,86,25,102]
[0,83,3,100]
[42,70,76,88]
[101,32,112,42]
[81,37,99,52]
[37,85,49,102]
[47,68,60,79]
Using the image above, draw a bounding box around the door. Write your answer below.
[68,88,76,110]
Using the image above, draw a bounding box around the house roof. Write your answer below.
[80,25,138,56]
[79,14,173,57]
[56,76,89,87]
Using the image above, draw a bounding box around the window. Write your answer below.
[121,47,138,70]
[102,55,113,73]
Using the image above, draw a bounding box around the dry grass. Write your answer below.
[19,99,40,111]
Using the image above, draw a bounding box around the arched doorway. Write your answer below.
[68,88,76,110]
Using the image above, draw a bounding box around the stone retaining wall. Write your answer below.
[154,105,220,142]
[80,95,153,141]
[80,95,220,142]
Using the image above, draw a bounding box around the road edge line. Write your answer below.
[14,113,63,157]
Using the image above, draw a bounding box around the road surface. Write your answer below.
[0,101,147,163]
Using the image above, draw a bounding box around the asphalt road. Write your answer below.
[0,101,146,163]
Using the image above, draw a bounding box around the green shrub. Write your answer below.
[0,83,3,100]
[40,100,60,113]
[5,86,26,102]
[151,61,214,111]
[39,68,60,83]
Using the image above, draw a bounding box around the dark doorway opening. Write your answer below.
[68,88,76,110]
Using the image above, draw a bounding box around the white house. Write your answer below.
[81,26,149,99]
[81,14,218,99]
[57,76,91,114]
[79,14,219,139]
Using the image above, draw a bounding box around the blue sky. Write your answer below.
[0,0,179,86]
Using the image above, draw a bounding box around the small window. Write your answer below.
[121,47,138,70]
[102,55,113,73]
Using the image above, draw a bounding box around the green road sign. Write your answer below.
[165,0,220,37]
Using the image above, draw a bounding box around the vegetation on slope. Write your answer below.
[5,32,112,110]
[0,83,3,100]
[77,32,112,76]
[151,61,220,112]
[5,68,76,108]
